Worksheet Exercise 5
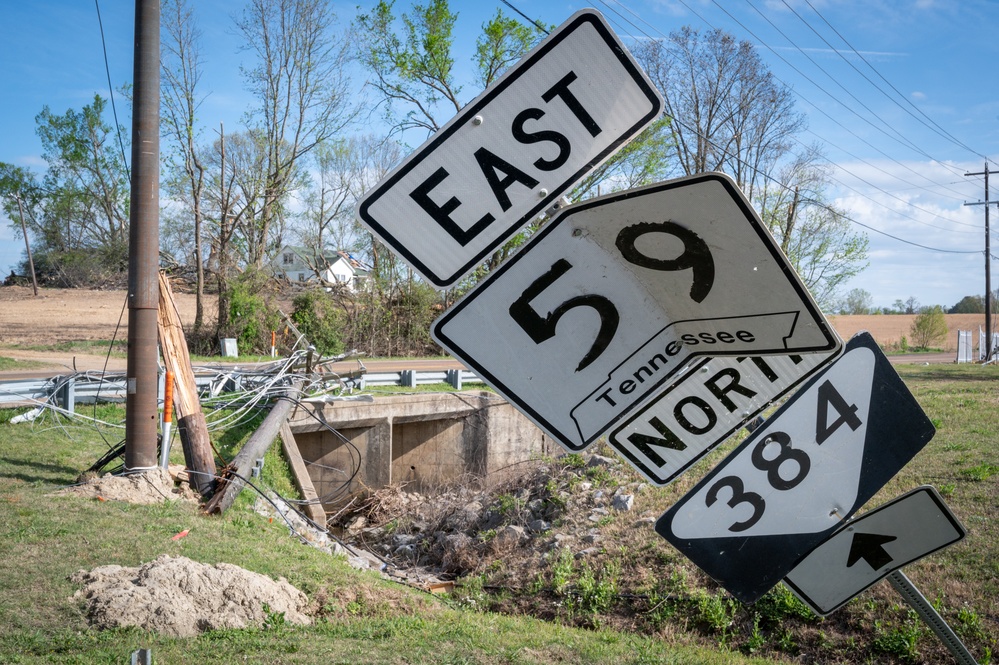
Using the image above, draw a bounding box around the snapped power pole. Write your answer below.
[964,163,998,362]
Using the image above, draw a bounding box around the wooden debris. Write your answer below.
[157,272,216,496]
[279,422,327,526]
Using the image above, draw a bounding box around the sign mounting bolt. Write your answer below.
[472,115,483,126]
[538,188,549,198]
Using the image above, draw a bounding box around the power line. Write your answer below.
[799,0,994,168]
[93,0,130,178]
[588,0,981,254]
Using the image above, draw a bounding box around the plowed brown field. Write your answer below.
[0,285,985,366]
[827,313,985,352]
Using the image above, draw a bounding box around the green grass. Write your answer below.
[1,362,997,664]
[7,340,128,356]
[0,357,46,371]
[0,404,775,665]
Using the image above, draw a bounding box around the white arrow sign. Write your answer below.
[355,9,663,287]
[433,174,840,451]
[609,350,839,486]
[657,333,936,604]
[784,486,966,616]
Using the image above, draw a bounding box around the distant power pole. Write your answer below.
[965,163,998,361]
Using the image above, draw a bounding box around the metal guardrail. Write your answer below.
[0,368,485,410]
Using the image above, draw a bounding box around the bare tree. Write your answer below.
[161,0,209,330]
[236,0,358,268]
[635,27,867,308]
[634,27,804,201]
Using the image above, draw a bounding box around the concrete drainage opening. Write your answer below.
[288,392,552,512]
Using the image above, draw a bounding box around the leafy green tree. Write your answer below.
[0,164,40,260]
[840,288,873,315]
[909,305,948,350]
[949,295,984,314]
[0,96,130,287]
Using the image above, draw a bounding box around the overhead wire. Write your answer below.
[736,0,956,174]
[798,0,994,168]
[93,0,130,178]
[596,0,986,202]
[586,0,983,254]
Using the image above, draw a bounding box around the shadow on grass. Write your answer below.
[0,455,84,484]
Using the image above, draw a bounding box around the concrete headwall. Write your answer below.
[288,392,551,509]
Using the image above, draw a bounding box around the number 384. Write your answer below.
[705,380,863,533]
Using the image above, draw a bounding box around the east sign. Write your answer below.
[355,9,663,287]
[432,173,840,452]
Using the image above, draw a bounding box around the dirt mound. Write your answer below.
[70,554,311,637]
[54,467,199,505]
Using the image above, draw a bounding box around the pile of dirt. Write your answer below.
[55,467,199,505]
[70,554,311,637]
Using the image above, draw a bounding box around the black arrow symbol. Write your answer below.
[847,532,898,570]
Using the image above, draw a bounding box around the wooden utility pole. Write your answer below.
[965,164,997,361]
[124,0,161,472]
[14,194,38,296]
[203,380,303,515]
[157,272,217,495]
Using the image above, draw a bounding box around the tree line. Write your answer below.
[0,0,868,356]
[837,288,997,316]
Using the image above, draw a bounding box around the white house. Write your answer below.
[271,246,370,292]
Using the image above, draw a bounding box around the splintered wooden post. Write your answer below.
[203,379,303,515]
[157,272,217,496]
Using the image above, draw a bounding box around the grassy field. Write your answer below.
[0,364,996,663]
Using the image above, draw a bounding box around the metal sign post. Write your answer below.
[433,173,839,452]
[888,571,980,665]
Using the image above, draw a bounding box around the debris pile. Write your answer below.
[54,466,199,505]
[332,452,647,585]
[70,554,311,637]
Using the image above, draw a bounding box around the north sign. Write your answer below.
[657,333,936,604]
[432,173,840,452]
[609,349,840,486]
[355,9,663,287]
[784,485,966,616]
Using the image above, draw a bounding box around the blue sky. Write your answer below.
[2,0,999,312]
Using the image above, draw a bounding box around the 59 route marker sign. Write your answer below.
[433,173,840,452]
[784,485,966,616]
[656,333,936,604]
[355,9,663,287]
[608,349,840,486]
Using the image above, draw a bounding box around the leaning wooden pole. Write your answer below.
[157,272,217,495]
[203,380,303,515]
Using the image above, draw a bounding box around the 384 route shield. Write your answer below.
[656,332,936,604]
